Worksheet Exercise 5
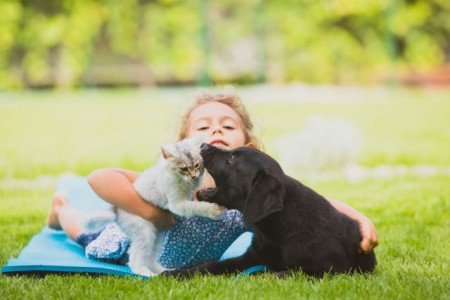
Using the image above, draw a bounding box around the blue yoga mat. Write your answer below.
[1,175,253,277]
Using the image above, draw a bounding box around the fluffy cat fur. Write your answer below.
[82,133,222,276]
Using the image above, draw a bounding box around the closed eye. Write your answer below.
[197,127,209,131]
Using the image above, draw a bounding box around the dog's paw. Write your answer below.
[160,269,191,278]
[196,188,217,202]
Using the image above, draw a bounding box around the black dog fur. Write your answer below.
[163,144,376,278]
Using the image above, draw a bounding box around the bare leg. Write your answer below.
[46,191,83,241]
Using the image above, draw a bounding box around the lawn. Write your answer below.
[1,86,449,299]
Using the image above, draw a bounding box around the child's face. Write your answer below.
[186,102,247,150]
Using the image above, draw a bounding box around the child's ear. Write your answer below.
[245,142,257,148]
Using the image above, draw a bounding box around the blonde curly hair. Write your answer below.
[177,87,263,150]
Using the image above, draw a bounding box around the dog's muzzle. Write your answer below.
[200,143,217,158]
[200,143,211,152]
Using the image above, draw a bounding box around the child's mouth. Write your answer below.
[210,139,228,148]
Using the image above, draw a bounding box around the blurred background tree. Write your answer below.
[0,0,449,90]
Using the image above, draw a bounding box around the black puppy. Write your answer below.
[163,144,376,278]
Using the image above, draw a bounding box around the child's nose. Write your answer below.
[211,126,222,135]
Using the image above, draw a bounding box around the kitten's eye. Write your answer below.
[228,155,235,164]
[194,162,200,168]
[180,167,188,172]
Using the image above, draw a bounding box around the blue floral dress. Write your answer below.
[75,209,250,269]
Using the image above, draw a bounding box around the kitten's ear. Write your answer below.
[189,132,207,146]
[161,144,177,159]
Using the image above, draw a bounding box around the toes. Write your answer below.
[46,191,68,230]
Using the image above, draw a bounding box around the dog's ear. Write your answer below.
[244,174,284,224]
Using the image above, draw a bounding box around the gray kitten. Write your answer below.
[84,133,221,276]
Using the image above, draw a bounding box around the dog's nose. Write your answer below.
[200,143,210,151]
[200,143,213,159]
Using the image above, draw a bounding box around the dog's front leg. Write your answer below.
[161,253,258,278]
[196,188,230,208]
[196,188,217,202]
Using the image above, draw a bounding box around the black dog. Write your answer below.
[163,144,376,278]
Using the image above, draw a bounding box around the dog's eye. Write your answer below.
[228,155,235,164]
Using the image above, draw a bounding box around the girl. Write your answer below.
[47,88,379,269]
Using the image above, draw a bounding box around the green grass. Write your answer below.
[1,86,449,299]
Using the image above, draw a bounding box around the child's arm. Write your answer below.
[87,168,175,230]
[328,199,379,253]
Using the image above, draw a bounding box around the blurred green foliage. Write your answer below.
[0,0,449,89]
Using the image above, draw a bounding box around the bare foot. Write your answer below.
[46,191,68,230]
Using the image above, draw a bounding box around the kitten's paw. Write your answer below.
[130,265,155,277]
[205,203,223,220]
[150,262,167,275]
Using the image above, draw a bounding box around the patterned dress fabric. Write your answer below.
[76,209,250,269]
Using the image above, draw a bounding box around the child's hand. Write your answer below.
[326,198,379,253]
[358,216,379,253]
